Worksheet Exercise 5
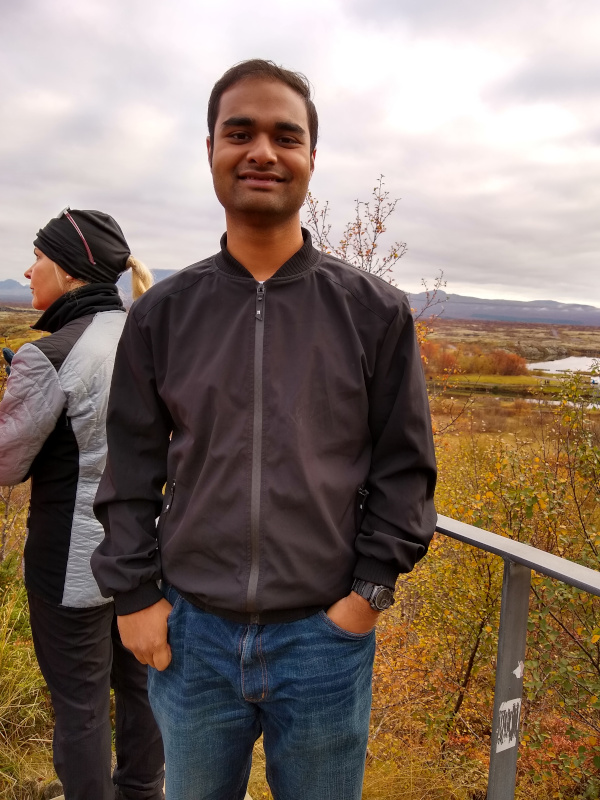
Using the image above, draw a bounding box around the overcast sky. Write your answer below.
[1,0,599,306]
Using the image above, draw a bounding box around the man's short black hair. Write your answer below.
[207,59,318,153]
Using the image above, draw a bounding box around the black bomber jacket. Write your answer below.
[91,231,437,623]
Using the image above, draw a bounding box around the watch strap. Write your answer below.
[351,579,395,610]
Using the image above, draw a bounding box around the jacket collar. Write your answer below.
[32,283,124,333]
[215,228,320,280]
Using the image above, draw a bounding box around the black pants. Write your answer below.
[28,593,165,800]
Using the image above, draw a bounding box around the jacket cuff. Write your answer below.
[353,556,398,589]
[114,581,164,615]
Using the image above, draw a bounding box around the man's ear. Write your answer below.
[206,136,213,169]
[310,148,317,176]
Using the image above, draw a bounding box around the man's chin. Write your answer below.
[226,197,302,224]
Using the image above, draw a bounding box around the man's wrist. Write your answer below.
[114,581,163,616]
[351,579,395,611]
[349,591,381,616]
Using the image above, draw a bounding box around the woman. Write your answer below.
[0,209,164,800]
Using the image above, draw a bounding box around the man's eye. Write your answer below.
[278,137,299,145]
[228,132,250,141]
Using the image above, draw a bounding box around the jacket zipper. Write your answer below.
[247,283,265,621]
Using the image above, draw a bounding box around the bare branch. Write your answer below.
[302,175,407,284]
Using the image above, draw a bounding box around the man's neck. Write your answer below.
[224,216,304,282]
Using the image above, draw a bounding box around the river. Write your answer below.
[528,356,599,373]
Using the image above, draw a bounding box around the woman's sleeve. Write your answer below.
[0,344,67,485]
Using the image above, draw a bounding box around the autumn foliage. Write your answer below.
[367,375,600,800]
[421,341,528,377]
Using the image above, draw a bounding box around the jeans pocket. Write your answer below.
[163,584,183,624]
[316,610,376,641]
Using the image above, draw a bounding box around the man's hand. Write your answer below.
[117,598,173,671]
[326,591,380,634]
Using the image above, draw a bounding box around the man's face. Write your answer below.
[207,77,316,226]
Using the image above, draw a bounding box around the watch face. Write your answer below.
[372,587,394,610]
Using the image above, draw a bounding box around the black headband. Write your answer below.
[34,208,131,284]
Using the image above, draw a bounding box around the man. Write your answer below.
[92,59,437,800]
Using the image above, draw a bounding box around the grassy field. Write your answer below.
[427,318,600,361]
[424,317,599,399]
[450,373,550,385]
[3,306,600,365]
[429,372,591,398]
[0,309,43,354]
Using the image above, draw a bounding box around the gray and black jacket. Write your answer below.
[92,231,437,622]
[0,285,126,607]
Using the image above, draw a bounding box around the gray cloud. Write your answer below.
[347,0,599,42]
[348,0,510,30]
[487,54,600,104]
[1,0,600,308]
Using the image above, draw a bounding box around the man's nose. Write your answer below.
[246,133,276,164]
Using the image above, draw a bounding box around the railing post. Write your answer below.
[487,559,531,800]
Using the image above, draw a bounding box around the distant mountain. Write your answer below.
[0,271,178,305]
[116,269,175,298]
[3,275,600,326]
[409,291,600,326]
[0,279,30,304]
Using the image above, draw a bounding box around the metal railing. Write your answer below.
[435,514,600,800]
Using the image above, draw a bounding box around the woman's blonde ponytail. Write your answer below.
[126,255,153,299]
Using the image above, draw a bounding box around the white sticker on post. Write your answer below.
[512,660,524,679]
[496,698,522,752]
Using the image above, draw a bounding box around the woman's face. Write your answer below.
[24,248,69,310]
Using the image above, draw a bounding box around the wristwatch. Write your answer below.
[351,579,395,611]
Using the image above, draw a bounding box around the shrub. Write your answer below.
[0,558,54,798]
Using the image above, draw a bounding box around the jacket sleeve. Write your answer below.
[353,296,437,588]
[0,344,66,485]
[91,309,173,615]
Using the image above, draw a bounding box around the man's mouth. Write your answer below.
[238,172,284,185]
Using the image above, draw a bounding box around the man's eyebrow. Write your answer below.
[274,121,306,136]
[221,116,254,128]
[220,117,306,136]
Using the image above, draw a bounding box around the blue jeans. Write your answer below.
[148,586,375,800]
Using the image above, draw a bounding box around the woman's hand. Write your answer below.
[2,347,14,376]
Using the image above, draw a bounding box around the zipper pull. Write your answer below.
[165,479,176,512]
[255,284,265,321]
[357,486,369,512]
